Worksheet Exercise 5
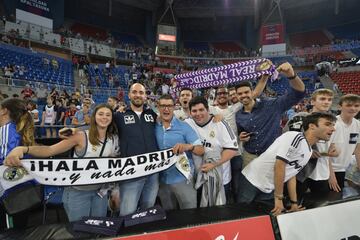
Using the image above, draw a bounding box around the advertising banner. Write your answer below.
[114,216,275,240]
[261,24,285,45]
[277,200,360,240]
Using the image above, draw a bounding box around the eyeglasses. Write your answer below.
[159,104,174,109]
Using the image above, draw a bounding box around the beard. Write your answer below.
[131,98,144,108]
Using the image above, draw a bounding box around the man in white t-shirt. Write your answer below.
[185,96,238,202]
[237,112,336,216]
[329,94,360,191]
[161,82,170,95]
[174,87,193,120]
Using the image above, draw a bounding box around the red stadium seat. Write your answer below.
[331,71,360,94]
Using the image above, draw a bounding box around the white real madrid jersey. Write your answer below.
[185,117,238,185]
[242,131,313,193]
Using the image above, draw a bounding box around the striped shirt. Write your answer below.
[0,122,21,165]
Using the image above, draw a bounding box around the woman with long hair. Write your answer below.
[5,104,119,221]
[0,98,35,229]
[0,98,35,164]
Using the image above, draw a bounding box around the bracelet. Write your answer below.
[25,146,30,154]
[288,75,297,80]
[290,199,298,204]
[274,194,284,200]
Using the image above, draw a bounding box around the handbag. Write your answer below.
[1,182,42,215]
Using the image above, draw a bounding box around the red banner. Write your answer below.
[261,24,285,45]
[114,216,274,240]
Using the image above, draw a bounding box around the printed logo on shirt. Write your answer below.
[124,115,135,124]
[202,139,212,148]
[210,131,215,138]
[349,133,359,144]
[286,146,297,158]
[288,160,303,171]
[144,114,154,122]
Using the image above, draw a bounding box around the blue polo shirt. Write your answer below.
[236,87,305,155]
[155,117,201,184]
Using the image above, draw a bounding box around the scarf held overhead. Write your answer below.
[174,58,278,90]
[0,149,190,192]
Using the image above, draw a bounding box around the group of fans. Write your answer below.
[0,61,359,230]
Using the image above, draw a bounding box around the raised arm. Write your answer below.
[277,62,305,92]
[4,132,84,167]
[252,74,269,98]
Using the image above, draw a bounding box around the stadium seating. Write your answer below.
[268,56,296,66]
[351,48,360,57]
[86,64,128,89]
[112,32,142,46]
[269,71,318,95]
[290,31,331,48]
[183,41,210,52]
[331,71,360,94]
[71,23,108,41]
[328,21,360,40]
[0,43,74,86]
[211,42,242,52]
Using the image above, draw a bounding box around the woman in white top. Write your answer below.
[5,104,119,221]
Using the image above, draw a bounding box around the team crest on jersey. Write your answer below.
[124,115,135,124]
[286,147,297,158]
[209,131,215,138]
[178,156,190,172]
[3,167,28,181]
[92,145,97,152]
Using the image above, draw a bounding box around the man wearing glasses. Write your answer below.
[155,94,204,210]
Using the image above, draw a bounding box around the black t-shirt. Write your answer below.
[56,106,66,124]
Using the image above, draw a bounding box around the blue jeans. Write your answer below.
[62,187,108,221]
[119,173,159,216]
[236,173,273,204]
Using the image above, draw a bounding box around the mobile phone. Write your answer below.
[59,128,73,136]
